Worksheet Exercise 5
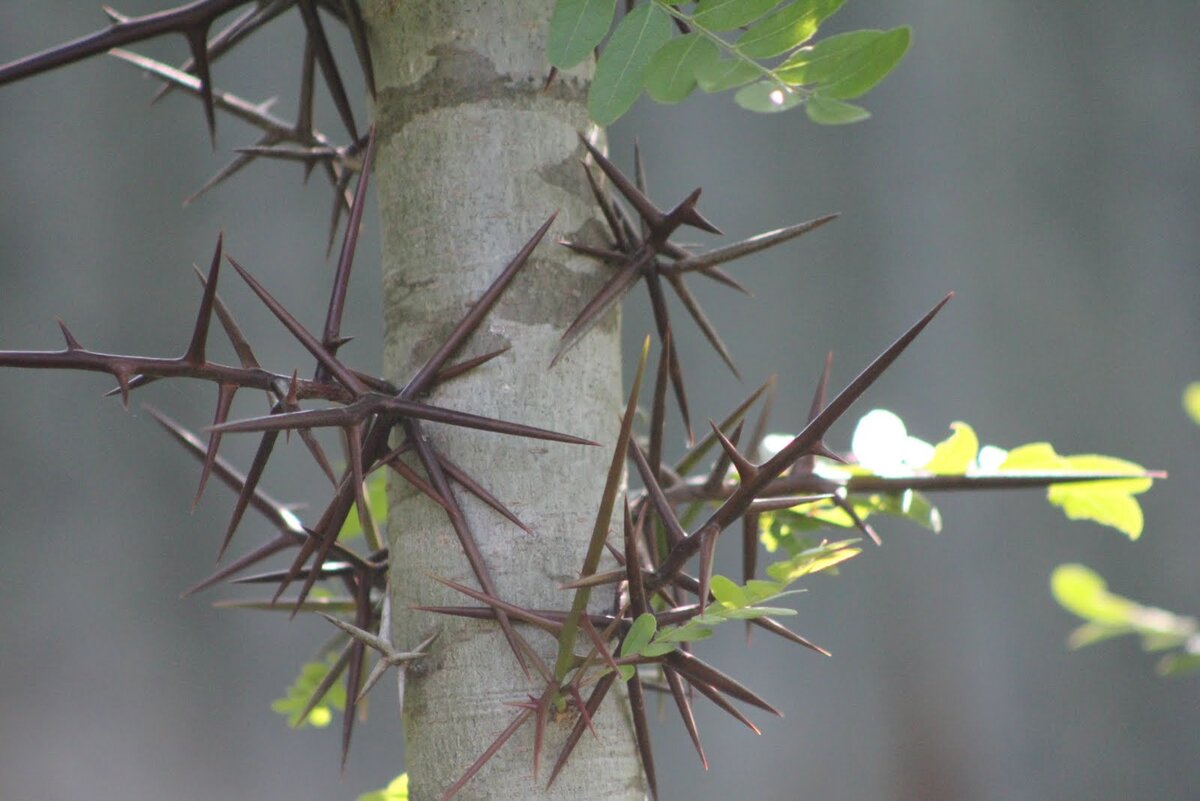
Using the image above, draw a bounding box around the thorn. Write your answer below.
[56,318,82,350]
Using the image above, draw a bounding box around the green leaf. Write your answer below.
[778,27,911,99]
[804,94,870,124]
[695,57,760,92]
[358,774,410,801]
[725,605,797,619]
[588,3,672,124]
[639,641,677,658]
[339,472,387,541]
[693,0,781,31]
[657,621,714,643]
[1158,653,1200,676]
[766,538,860,584]
[736,0,846,59]
[735,81,804,113]
[709,574,748,608]
[924,421,979,474]
[548,0,617,69]
[1051,564,1136,626]
[617,664,636,681]
[644,33,719,103]
[271,653,346,729]
[1184,382,1200,426]
[1002,445,1152,539]
[744,578,786,604]
[621,612,658,657]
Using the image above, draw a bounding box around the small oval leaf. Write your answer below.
[694,0,781,31]
[644,33,719,103]
[621,611,658,657]
[588,4,672,124]
[805,94,870,124]
[548,0,618,69]
[778,26,911,99]
[736,0,846,59]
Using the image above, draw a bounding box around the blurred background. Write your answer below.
[1,2,1197,799]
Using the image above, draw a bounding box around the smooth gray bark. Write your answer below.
[361,3,643,799]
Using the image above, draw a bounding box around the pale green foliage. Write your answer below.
[547,0,909,124]
[358,774,409,801]
[759,409,1155,558]
[615,540,860,676]
[1183,381,1200,426]
[271,652,347,728]
[1051,564,1200,676]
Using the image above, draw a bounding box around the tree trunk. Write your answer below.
[361,3,643,799]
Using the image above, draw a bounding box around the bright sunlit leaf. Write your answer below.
[1183,382,1200,426]
[924,421,979,474]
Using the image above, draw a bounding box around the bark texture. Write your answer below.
[361,3,643,799]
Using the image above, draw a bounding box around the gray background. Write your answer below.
[1,2,1198,800]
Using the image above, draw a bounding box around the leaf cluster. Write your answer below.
[548,0,909,124]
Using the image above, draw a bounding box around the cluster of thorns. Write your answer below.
[0,3,1141,799]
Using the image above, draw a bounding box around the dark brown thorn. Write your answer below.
[378,447,452,513]
[440,706,533,801]
[184,25,217,143]
[696,264,751,295]
[565,683,597,739]
[433,346,510,386]
[554,337,650,681]
[319,124,376,382]
[295,0,359,140]
[833,493,882,546]
[666,651,780,717]
[633,139,649,239]
[325,168,355,257]
[710,420,758,482]
[623,499,649,616]
[408,423,527,674]
[297,640,352,728]
[550,255,644,368]
[626,673,658,800]
[797,351,834,474]
[684,673,762,735]
[664,664,707,769]
[744,493,834,514]
[295,36,318,157]
[532,689,551,780]
[182,530,294,598]
[426,575,564,635]
[193,382,237,508]
[341,570,372,771]
[667,213,839,274]
[643,270,693,443]
[667,272,740,378]
[113,365,132,408]
[674,377,772,477]
[581,162,628,250]
[742,512,759,644]
[56,319,82,351]
[192,262,258,369]
[438,453,531,533]
[233,143,341,163]
[751,615,829,656]
[648,329,671,478]
[628,439,686,548]
[577,134,663,230]
[546,672,616,789]
[217,427,281,562]
[340,0,376,97]
[406,213,558,396]
[346,423,378,551]
[696,525,718,615]
[702,421,744,496]
[748,374,778,462]
[559,239,627,262]
[760,294,955,483]
[559,568,625,591]
[661,187,722,237]
[225,254,368,394]
[579,614,622,675]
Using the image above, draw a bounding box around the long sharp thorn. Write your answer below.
[648,330,670,478]
[217,427,281,561]
[667,651,780,717]
[685,674,762,735]
[628,439,686,548]
[553,337,650,681]
[577,134,662,230]
[296,0,359,140]
[434,346,510,386]
[341,0,376,97]
[743,513,758,644]
[664,665,707,769]
[440,707,533,801]
[696,526,718,615]
[627,673,658,800]
[381,451,452,513]
[225,254,367,394]
[425,577,562,636]
[547,673,616,789]
[702,420,743,495]
[192,262,259,369]
[193,382,237,508]
[760,294,954,482]
[749,374,778,462]
[438,453,530,533]
[662,187,722,237]
[296,640,352,727]
[532,691,550,780]
[551,257,643,368]
[798,351,834,475]
[623,499,648,615]
[184,532,294,598]
[675,377,772,477]
[581,163,628,250]
[407,213,558,396]
[667,272,740,378]
[320,124,376,379]
[668,213,839,274]
[833,494,882,546]
[633,139,649,238]
[710,420,757,482]
[341,573,372,771]
[185,26,217,144]
[346,423,378,550]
